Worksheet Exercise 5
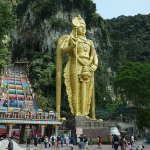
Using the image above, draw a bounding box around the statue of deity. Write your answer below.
[56,15,98,119]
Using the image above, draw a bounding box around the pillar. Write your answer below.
[41,125,45,136]
[36,125,39,135]
[25,125,30,138]
[8,124,13,137]
[55,125,59,137]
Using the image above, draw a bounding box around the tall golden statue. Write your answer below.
[56,15,98,119]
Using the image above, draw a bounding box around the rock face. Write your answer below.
[10,1,111,58]
[11,3,82,53]
[0,139,23,150]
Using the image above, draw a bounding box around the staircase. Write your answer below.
[0,64,61,126]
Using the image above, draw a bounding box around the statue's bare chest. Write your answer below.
[77,39,91,52]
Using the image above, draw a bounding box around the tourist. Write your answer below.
[134,135,137,143]
[97,136,99,148]
[40,136,45,149]
[89,137,93,146]
[61,135,64,147]
[26,136,31,150]
[56,135,61,150]
[131,135,134,146]
[98,136,102,149]
[69,136,74,150]
[113,134,119,150]
[48,136,51,148]
[111,134,114,148]
[65,135,70,150]
[77,136,80,146]
[127,142,133,150]
[44,136,48,149]
[79,134,84,150]
[33,135,38,150]
[37,135,40,144]
[50,134,56,150]
[83,135,88,150]
[128,137,132,145]
[6,137,13,150]
[136,145,144,150]
[119,136,127,150]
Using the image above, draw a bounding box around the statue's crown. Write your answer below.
[77,15,85,24]
[72,15,85,27]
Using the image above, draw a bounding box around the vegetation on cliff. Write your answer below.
[107,14,150,69]
[0,1,15,75]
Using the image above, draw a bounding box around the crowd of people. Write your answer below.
[77,134,103,150]
[77,134,89,150]
[111,134,145,150]
[25,134,95,150]
[25,134,75,150]
[1,133,146,150]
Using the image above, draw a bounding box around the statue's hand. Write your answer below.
[71,37,78,48]
[89,64,98,72]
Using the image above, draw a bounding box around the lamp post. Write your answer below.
[120,114,122,123]
[120,114,122,131]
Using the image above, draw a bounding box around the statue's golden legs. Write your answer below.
[71,74,79,115]
[81,81,86,115]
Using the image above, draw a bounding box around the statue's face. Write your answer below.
[77,23,86,36]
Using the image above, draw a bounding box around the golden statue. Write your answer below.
[56,15,98,119]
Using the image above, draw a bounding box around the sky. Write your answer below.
[93,0,150,19]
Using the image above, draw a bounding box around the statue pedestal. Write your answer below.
[65,116,109,140]
[65,116,86,137]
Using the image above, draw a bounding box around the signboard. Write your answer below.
[9,64,14,67]
[76,128,83,136]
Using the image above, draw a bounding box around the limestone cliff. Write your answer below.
[10,0,112,63]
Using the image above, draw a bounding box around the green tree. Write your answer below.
[125,40,143,62]
[113,62,150,107]
[28,53,56,111]
[113,62,150,128]
[29,59,43,87]
[38,62,56,94]
[0,1,15,49]
[0,48,10,75]
[137,107,150,128]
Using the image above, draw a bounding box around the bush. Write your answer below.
[102,139,110,144]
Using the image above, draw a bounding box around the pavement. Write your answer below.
[18,138,150,150]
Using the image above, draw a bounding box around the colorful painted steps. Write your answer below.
[0,66,36,112]
[0,65,60,127]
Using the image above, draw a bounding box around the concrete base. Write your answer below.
[65,116,86,138]
[65,116,109,140]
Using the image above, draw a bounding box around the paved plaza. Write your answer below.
[18,138,150,150]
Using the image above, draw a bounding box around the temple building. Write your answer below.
[0,60,61,142]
